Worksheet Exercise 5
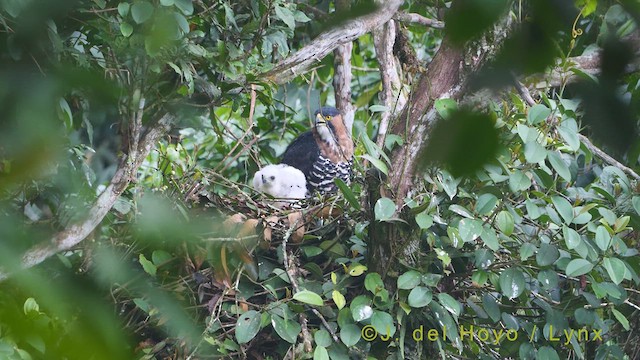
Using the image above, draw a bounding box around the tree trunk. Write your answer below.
[367,17,514,277]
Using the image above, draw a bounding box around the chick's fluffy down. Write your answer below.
[252,164,307,207]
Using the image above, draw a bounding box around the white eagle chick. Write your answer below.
[252,164,307,207]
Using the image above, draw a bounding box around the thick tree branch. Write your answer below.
[388,39,464,204]
[389,17,514,205]
[333,0,355,136]
[262,0,405,84]
[373,19,407,149]
[394,11,444,29]
[578,134,640,181]
[0,114,174,281]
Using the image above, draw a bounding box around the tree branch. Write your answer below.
[579,134,640,181]
[515,79,640,181]
[0,114,174,282]
[394,11,444,29]
[333,0,355,136]
[373,19,407,149]
[532,34,640,88]
[262,0,405,84]
[389,17,514,204]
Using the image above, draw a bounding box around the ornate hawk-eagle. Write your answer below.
[280,106,354,194]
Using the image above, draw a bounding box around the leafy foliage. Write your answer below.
[0,0,639,359]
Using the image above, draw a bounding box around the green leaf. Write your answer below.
[520,243,536,261]
[565,259,594,277]
[313,346,329,360]
[408,286,433,308]
[499,268,525,299]
[271,314,301,344]
[552,196,573,224]
[537,346,560,360]
[563,225,582,250]
[524,141,546,163]
[133,298,150,313]
[174,13,189,35]
[538,269,559,289]
[475,193,498,215]
[421,274,442,287]
[558,118,580,151]
[57,98,73,130]
[351,296,373,321]
[449,204,474,218]
[23,298,39,315]
[222,2,238,29]
[139,254,157,276]
[293,290,324,306]
[509,170,531,192]
[415,210,433,229]
[573,206,592,224]
[496,211,514,236]
[434,98,457,119]
[574,308,595,325]
[438,293,462,318]
[384,134,404,150]
[472,270,488,286]
[339,324,361,347]
[293,10,311,22]
[348,264,367,277]
[440,170,459,199]
[548,151,571,182]
[151,250,172,266]
[314,329,332,347]
[447,227,463,249]
[481,226,500,251]
[501,313,519,330]
[613,216,630,233]
[482,294,501,323]
[397,270,421,290]
[517,124,535,142]
[235,310,261,344]
[332,290,346,310]
[374,197,396,221]
[578,0,597,16]
[119,22,133,37]
[603,257,626,285]
[274,5,296,29]
[160,0,174,5]
[475,249,494,269]
[536,243,559,267]
[611,308,630,331]
[117,2,130,16]
[595,225,611,251]
[458,219,483,242]
[361,154,388,175]
[335,178,361,210]
[174,0,193,15]
[528,104,551,125]
[365,273,384,293]
[131,1,154,24]
[632,196,640,215]
[369,104,389,113]
[371,311,395,338]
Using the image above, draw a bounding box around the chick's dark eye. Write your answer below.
[270,176,275,180]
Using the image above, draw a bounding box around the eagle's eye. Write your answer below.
[324,115,331,120]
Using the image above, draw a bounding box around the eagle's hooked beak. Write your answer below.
[315,113,327,125]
